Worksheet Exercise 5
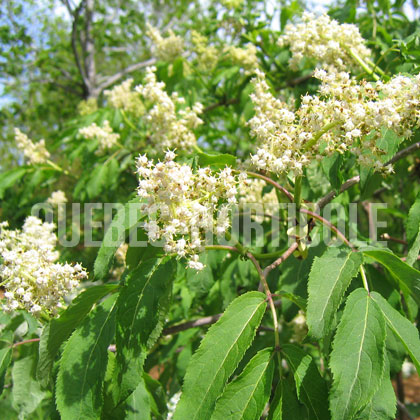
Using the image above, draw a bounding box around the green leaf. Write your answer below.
[94,197,146,280]
[125,377,151,420]
[406,192,420,244]
[0,167,28,199]
[174,291,267,420]
[371,291,420,374]
[329,288,386,420]
[12,355,46,416]
[267,380,283,420]
[406,192,420,266]
[321,153,342,191]
[144,373,167,419]
[307,248,363,339]
[112,257,175,407]
[282,344,330,420]
[86,163,108,199]
[37,284,118,388]
[211,348,274,420]
[56,295,118,420]
[358,355,396,420]
[363,249,420,305]
[197,151,237,168]
[0,332,13,396]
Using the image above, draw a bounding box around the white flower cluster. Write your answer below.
[47,190,67,206]
[191,30,219,72]
[0,216,87,316]
[226,43,259,75]
[135,67,203,150]
[278,13,372,71]
[136,151,246,270]
[104,79,145,116]
[146,24,184,62]
[14,128,50,165]
[249,69,420,175]
[79,120,120,154]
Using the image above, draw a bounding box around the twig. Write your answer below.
[204,98,239,113]
[262,242,299,278]
[385,141,420,166]
[300,208,356,250]
[317,176,360,209]
[381,233,408,245]
[246,171,294,202]
[161,300,282,336]
[98,58,157,91]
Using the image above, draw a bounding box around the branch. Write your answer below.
[385,141,420,166]
[97,58,157,91]
[317,176,360,209]
[162,301,282,337]
[204,98,239,113]
[246,171,294,202]
[262,242,299,278]
[71,1,88,91]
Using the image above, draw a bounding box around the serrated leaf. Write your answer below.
[12,355,46,416]
[37,284,118,388]
[0,331,13,396]
[267,380,283,420]
[56,295,117,420]
[211,348,274,420]
[282,344,330,420]
[144,373,167,419]
[307,248,363,339]
[358,355,396,420]
[329,288,386,420]
[112,258,175,407]
[371,291,420,374]
[363,249,420,305]
[174,291,267,420]
[94,197,145,280]
[406,193,420,266]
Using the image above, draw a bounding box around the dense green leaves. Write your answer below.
[363,249,420,305]
[174,291,267,420]
[111,257,175,407]
[307,248,363,339]
[329,288,386,420]
[56,295,118,420]
[211,348,274,420]
[37,284,119,388]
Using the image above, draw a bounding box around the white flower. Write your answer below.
[146,24,184,62]
[135,67,203,151]
[136,152,246,268]
[14,128,50,165]
[248,69,420,175]
[225,43,259,75]
[278,13,372,71]
[47,190,67,206]
[0,216,87,316]
[104,79,145,116]
[79,120,120,154]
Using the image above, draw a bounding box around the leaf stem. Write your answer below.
[304,121,341,151]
